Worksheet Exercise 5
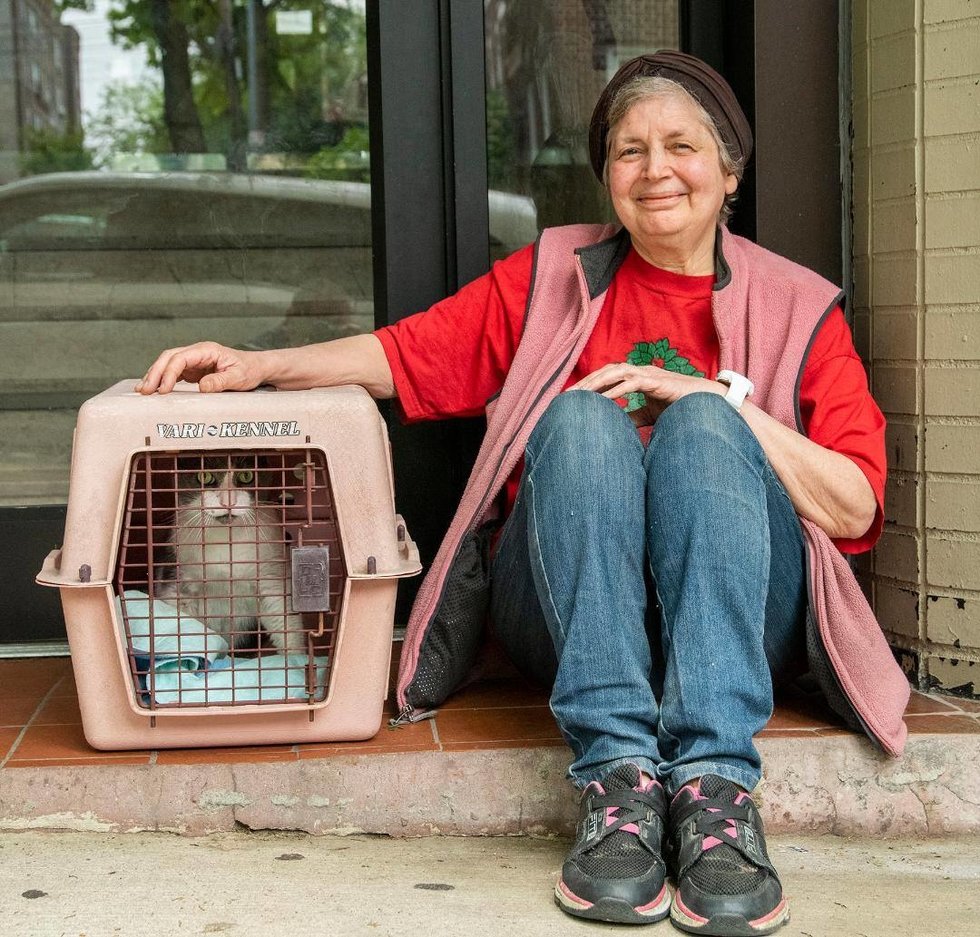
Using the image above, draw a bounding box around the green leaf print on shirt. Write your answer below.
[625,338,705,412]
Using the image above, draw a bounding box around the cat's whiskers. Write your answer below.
[178,507,206,529]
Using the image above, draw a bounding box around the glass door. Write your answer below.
[0,0,843,651]
[0,0,371,650]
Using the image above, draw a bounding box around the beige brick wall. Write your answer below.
[854,0,980,698]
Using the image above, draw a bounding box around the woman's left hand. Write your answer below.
[568,364,725,427]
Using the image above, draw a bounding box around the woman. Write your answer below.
[139,52,909,936]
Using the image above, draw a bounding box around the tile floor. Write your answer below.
[1,651,978,769]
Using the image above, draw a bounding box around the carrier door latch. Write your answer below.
[291,546,330,612]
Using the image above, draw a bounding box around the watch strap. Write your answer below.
[715,370,754,411]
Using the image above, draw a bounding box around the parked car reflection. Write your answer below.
[0,171,539,409]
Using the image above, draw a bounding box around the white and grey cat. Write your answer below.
[155,457,306,654]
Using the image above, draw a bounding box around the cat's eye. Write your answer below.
[196,471,216,487]
[235,470,254,485]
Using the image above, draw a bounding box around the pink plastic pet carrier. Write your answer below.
[36,381,420,750]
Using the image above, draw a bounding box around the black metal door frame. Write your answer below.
[366,0,490,622]
[683,0,844,285]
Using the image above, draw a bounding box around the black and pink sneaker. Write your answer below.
[555,763,670,924]
[668,775,789,936]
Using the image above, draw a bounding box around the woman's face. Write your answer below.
[606,94,737,259]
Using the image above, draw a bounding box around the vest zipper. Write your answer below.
[388,703,438,727]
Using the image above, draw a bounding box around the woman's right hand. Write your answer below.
[136,342,267,395]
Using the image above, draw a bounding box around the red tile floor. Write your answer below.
[1,650,978,768]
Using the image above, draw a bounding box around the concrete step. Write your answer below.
[1,657,978,837]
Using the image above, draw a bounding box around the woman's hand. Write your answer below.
[135,334,396,400]
[568,363,725,427]
[136,342,266,395]
[569,363,877,541]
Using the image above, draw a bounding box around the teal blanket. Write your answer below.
[114,590,328,705]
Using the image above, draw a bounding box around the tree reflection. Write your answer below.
[107,0,366,173]
[24,1,368,179]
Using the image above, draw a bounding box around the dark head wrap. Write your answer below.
[588,50,753,182]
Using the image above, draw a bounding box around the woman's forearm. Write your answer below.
[739,400,876,540]
[258,333,396,399]
[568,362,877,542]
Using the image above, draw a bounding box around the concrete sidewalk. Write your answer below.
[0,831,976,937]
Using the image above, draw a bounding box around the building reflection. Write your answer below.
[0,0,83,184]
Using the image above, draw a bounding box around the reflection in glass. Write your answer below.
[485,0,679,238]
[0,1,370,505]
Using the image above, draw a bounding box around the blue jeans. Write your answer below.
[489,390,808,796]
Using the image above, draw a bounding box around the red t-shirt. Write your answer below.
[375,244,886,553]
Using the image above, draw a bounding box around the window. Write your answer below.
[0,1,371,508]
[484,1,680,238]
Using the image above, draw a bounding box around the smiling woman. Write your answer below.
[133,46,901,937]
[605,90,738,273]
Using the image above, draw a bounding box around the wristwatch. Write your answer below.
[715,370,754,412]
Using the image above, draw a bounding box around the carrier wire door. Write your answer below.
[115,448,342,710]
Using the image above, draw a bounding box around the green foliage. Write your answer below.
[20,128,94,176]
[486,88,516,190]
[85,79,169,167]
[101,0,369,170]
[263,1,368,155]
[304,125,369,182]
[107,0,208,63]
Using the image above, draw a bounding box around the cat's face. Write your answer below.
[177,456,258,524]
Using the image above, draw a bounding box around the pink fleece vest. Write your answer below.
[395,224,909,757]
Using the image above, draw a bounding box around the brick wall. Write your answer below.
[853,0,980,697]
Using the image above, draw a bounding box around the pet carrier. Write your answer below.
[36,380,420,750]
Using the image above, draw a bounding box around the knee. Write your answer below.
[645,392,763,479]
[529,390,637,458]
[650,391,753,451]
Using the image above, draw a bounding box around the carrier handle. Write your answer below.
[347,515,422,580]
[35,549,111,589]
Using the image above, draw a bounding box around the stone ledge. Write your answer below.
[1,733,978,838]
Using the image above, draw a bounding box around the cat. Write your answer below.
[154,456,307,655]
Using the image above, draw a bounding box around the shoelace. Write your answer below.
[690,798,753,849]
[671,794,773,876]
[584,788,665,845]
[673,792,750,825]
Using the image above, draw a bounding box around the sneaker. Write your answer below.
[555,763,671,924]
[668,775,789,936]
